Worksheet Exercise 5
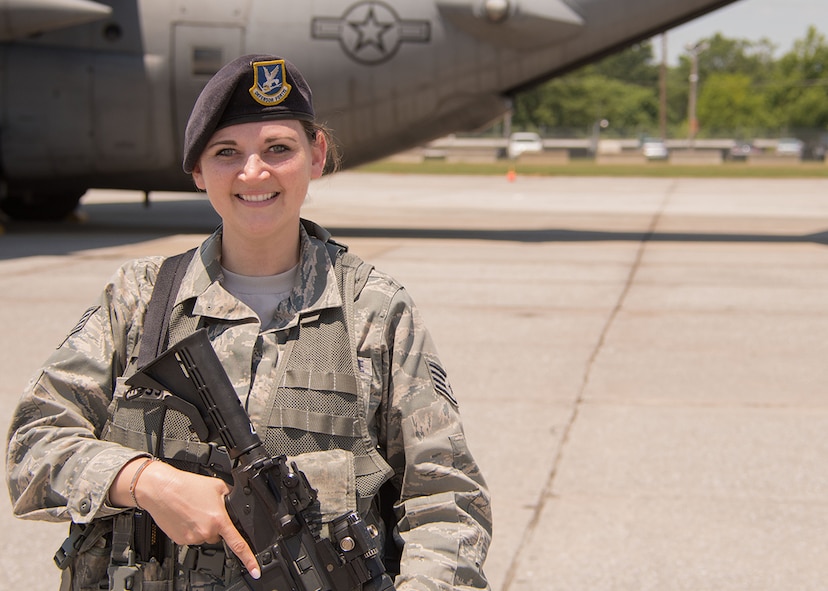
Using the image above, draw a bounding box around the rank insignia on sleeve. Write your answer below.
[59,305,100,348]
[249,59,292,106]
[428,360,458,406]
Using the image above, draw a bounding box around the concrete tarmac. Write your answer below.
[2,172,828,591]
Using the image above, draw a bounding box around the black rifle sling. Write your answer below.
[137,248,197,368]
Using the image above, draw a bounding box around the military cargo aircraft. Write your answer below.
[0,0,738,220]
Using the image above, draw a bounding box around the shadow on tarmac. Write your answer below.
[0,198,222,260]
[324,226,828,245]
[2,197,828,261]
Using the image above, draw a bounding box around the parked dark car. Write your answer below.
[727,141,753,161]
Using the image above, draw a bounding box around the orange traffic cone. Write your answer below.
[506,168,517,182]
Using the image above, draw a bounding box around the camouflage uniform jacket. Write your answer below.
[6,220,492,591]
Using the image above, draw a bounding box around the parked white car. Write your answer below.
[641,139,669,160]
[776,138,804,158]
[508,132,544,159]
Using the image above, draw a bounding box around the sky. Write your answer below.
[658,0,826,64]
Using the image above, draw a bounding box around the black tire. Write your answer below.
[0,188,85,221]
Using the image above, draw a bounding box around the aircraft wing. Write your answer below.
[0,0,112,41]
[436,0,585,49]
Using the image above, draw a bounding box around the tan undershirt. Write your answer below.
[221,264,298,326]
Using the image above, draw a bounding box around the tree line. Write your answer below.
[511,26,828,152]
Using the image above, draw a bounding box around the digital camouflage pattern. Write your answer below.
[6,220,492,591]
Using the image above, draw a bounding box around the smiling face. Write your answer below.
[191,119,326,255]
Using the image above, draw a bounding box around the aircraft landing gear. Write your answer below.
[0,185,86,221]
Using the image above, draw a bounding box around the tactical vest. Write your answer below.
[60,237,395,591]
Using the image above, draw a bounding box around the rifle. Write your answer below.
[125,328,395,591]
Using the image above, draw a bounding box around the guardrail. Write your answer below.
[385,136,820,165]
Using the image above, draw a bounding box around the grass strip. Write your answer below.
[357,159,828,178]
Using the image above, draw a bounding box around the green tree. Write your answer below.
[590,40,660,86]
[513,74,659,136]
[512,41,660,135]
[670,33,777,136]
[697,72,777,136]
[769,26,828,130]
[697,33,776,80]
[512,28,828,142]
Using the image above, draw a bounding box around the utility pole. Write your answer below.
[686,41,708,149]
[659,34,667,140]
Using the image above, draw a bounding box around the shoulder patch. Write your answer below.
[60,306,100,347]
[427,360,458,406]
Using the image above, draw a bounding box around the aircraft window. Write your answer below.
[193,48,223,76]
[103,24,122,42]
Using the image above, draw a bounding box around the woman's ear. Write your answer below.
[310,132,327,179]
[191,162,206,190]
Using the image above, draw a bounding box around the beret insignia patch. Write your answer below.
[249,59,292,106]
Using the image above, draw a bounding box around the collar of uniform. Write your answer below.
[175,228,223,308]
[175,224,343,327]
[271,221,342,330]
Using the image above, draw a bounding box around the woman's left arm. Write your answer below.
[379,286,493,591]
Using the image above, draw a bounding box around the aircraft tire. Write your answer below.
[0,188,85,221]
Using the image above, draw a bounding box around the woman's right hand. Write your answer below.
[110,457,261,579]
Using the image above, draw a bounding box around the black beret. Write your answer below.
[183,54,315,173]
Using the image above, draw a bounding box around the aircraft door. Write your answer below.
[173,25,244,156]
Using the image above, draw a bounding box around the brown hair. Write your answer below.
[302,121,342,175]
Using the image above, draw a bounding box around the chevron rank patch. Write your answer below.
[59,305,100,348]
[428,360,458,406]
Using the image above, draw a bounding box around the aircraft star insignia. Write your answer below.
[349,5,394,53]
[312,1,431,65]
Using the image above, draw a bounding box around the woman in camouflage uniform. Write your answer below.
[6,55,491,591]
